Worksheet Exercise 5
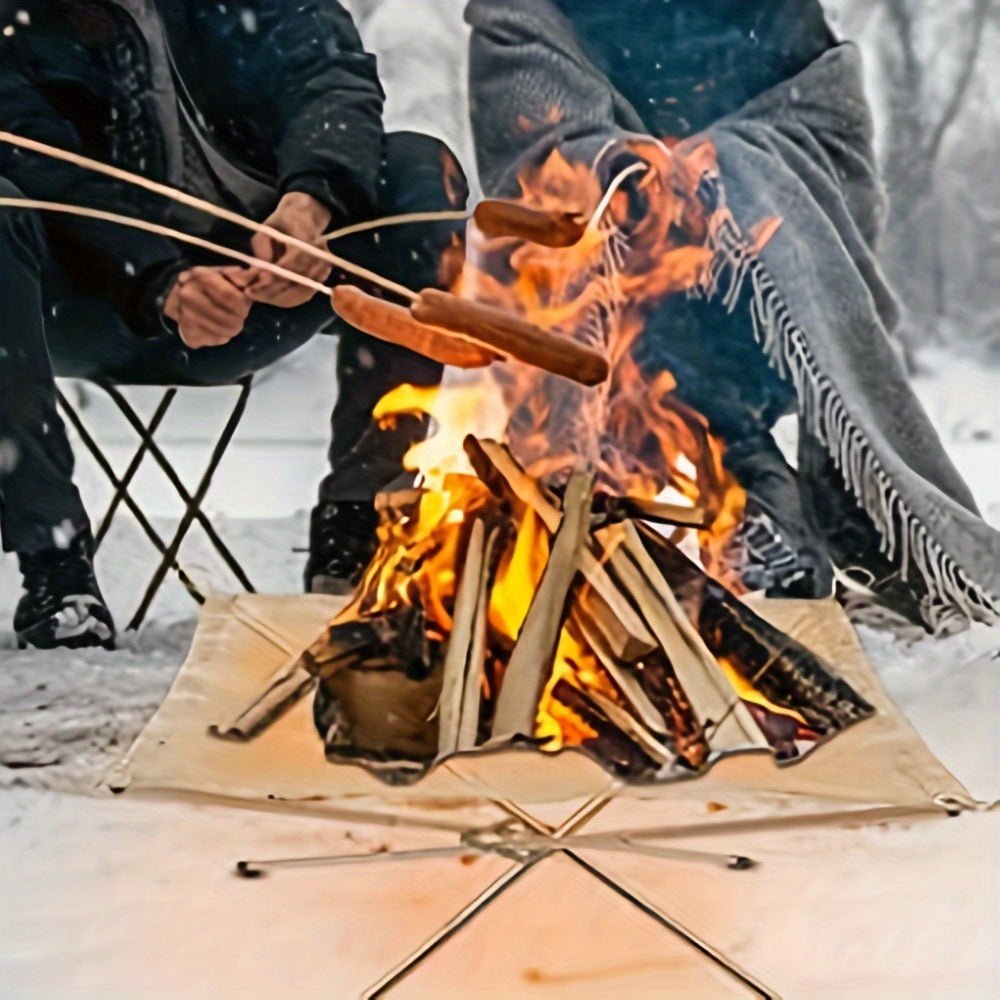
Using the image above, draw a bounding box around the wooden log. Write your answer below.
[567,602,667,737]
[635,524,874,731]
[491,471,594,739]
[590,494,707,530]
[437,519,487,757]
[464,437,656,662]
[209,658,316,742]
[583,688,671,765]
[473,199,588,247]
[602,522,766,752]
[458,527,502,750]
[412,289,610,387]
[551,679,658,779]
[301,606,431,681]
[332,286,500,369]
[633,653,711,769]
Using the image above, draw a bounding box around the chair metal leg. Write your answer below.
[100,380,256,596]
[127,378,254,630]
[56,389,206,608]
[94,388,177,550]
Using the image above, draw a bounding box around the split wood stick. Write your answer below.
[464,437,656,661]
[0,198,330,294]
[209,657,316,742]
[473,200,588,247]
[324,209,471,242]
[0,130,416,301]
[636,522,874,732]
[458,527,501,750]
[437,519,487,757]
[332,286,500,369]
[491,470,594,739]
[607,523,765,751]
[413,289,610,387]
[568,603,668,737]
[584,689,671,765]
[592,494,708,530]
[550,679,654,776]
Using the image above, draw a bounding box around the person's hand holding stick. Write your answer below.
[163,266,254,349]
[245,193,333,308]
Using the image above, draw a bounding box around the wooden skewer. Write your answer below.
[412,289,610,387]
[331,286,499,369]
[0,198,329,294]
[323,209,470,242]
[0,130,416,301]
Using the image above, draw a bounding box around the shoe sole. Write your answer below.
[16,617,117,652]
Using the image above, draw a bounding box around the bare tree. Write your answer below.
[831,0,992,346]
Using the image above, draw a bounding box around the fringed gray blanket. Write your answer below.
[466,0,999,634]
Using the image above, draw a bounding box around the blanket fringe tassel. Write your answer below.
[703,214,999,635]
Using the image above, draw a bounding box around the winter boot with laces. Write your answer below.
[14,527,116,651]
[303,501,380,596]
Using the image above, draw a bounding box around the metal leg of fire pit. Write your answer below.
[234,820,756,878]
[235,844,473,879]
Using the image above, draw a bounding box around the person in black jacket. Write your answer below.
[0,1,463,649]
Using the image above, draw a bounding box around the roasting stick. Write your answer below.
[0,130,416,301]
[0,198,330,295]
[323,209,471,242]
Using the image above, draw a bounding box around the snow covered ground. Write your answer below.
[0,346,997,796]
[0,2,997,990]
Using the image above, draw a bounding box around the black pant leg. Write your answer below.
[318,131,466,504]
[0,180,89,555]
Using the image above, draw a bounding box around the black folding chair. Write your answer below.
[56,376,256,630]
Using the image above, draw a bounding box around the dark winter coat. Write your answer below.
[0,0,385,328]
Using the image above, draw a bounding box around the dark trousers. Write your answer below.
[0,131,458,555]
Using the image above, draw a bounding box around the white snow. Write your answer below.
[0,3,997,989]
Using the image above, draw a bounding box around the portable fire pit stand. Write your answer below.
[233,793,775,998]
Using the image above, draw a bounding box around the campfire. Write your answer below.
[262,138,872,784]
[198,137,875,783]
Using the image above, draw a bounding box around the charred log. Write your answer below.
[551,679,659,779]
[633,653,711,770]
[637,524,874,731]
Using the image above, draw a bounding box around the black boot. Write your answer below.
[14,528,116,651]
[303,501,380,595]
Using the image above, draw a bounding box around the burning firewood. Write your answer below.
[568,603,668,738]
[331,286,500,369]
[459,529,501,750]
[550,680,659,777]
[491,470,595,740]
[600,524,767,753]
[412,289,610,387]
[633,653,711,769]
[636,524,874,733]
[438,519,490,756]
[212,429,874,784]
[590,494,707,530]
[463,436,656,663]
[473,199,588,247]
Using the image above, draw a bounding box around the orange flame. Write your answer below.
[353,137,781,752]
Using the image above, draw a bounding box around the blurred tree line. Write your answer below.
[827,0,999,357]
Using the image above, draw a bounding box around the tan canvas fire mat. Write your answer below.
[91,595,996,997]
[111,593,976,814]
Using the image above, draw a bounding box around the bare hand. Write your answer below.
[247,192,332,308]
[163,267,253,349]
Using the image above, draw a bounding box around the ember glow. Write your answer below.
[315,138,864,773]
